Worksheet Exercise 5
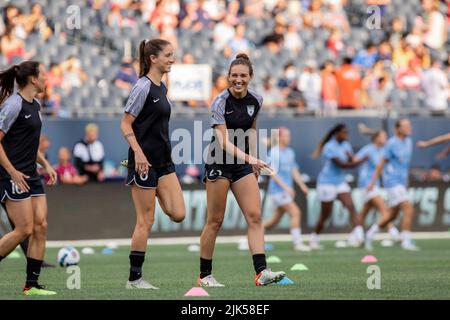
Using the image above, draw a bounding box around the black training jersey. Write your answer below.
[124,76,173,168]
[207,88,263,167]
[0,93,42,181]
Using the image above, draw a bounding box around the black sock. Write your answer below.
[129,251,145,281]
[0,255,4,262]
[200,257,212,279]
[252,254,267,274]
[26,257,43,288]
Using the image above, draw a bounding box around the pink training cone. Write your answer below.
[361,255,378,263]
[184,287,209,297]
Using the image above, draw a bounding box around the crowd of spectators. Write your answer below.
[0,0,449,115]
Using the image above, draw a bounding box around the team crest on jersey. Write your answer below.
[247,105,255,116]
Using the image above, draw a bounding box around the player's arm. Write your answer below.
[417,133,450,148]
[271,173,295,196]
[292,167,309,194]
[36,150,57,185]
[331,156,367,169]
[367,158,385,192]
[120,113,150,175]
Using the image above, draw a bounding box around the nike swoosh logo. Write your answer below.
[32,272,40,276]
[25,115,32,119]
[226,111,234,115]
[153,99,160,103]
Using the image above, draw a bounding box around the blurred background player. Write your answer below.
[199,54,285,287]
[417,132,450,147]
[354,129,400,250]
[121,39,185,289]
[263,127,311,252]
[310,124,368,249]
[365,119,419,251]
[0,61,57,295]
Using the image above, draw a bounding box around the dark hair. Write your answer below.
[0,60,40,105]
[311,123,347,159]
[228,53,253,77]
[138,38,171,77]
[371,129,385,142]
[343,57,353,65]
[395,118,407,129]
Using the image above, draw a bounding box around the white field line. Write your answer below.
[46,232,450,248]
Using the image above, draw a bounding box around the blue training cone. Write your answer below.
[102,247,114,255]
[274,277,294,285]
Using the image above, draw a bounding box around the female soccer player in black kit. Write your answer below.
[198,54,286,287]
[121,39,185,289]
[0,61,57,296]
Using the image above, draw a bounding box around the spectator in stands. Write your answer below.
[326,27,344,58]
[336,57,362,109]
[61,55,88,93]
[227,24,251,57]
[284,22,303,55]
[413,43,431,68]
[423,164,443,181]
[298,60,322,111]
[55,147,89,185]
[261,76,287,108]
[0,25,31,64]
[210,75,228,106]
[213,14,236,51]
[179,0,211,32]
[392,35,416,70]
[22,3,52,41]
[73,123,105,182]
[395,59,423,108]
[113,60,138,91]
[420,0,447,56]
[368,76,394,109]
[277,62,303,108]
[303,0,324,29]
[321,60,338,116]
[354,43,379,70]
[389,16,406,48]
[323,0,351,33]
[422,60,449,112]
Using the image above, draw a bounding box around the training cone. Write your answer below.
[274,277,294,285]
[102,247,114,255]
[82,247,95,255]
[187,244,200,252]
[381,239,394,247]
[335,240,347,248]
[266,256,282,263]
[184,287,209,297]
[7,251,20,259]
[361,255,378,263]
[290,263,308,271]
[265,243,274,251]
[106,242,118,249]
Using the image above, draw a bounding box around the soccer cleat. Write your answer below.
[42,261,56,268]
[294,243,312,252]
[23,285,57,296]
[309,241,324,250]
[401,242,420,251]
[255,268,286,286]
[197,274,225,287]
[126,278,159,289]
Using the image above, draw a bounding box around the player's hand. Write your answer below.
[416,141,428,148]
[249,156,274,175]
[46,165,58,185]
[10,170,30,192]
[134,149,151,175]
[286,187,296,197]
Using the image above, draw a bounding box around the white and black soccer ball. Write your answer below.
[57,247,80,267]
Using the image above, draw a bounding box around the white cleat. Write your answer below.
[294,243,312,252]
[255,268,286,286]
[309,241,324,250]
[401,242,420,251]
[126,278,159,289]
[197,274,225,287]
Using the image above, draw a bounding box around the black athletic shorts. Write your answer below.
[203,164,255,184]
[0,178,45,202]
[126,164,175,189]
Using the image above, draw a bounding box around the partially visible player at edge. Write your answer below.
[354,129,400,250]
[365,119,419,251]
[120,39,185,289]
[0,61,58,296]
[198,54,286,287]
[264,127,311,251]
[310,124,367,249]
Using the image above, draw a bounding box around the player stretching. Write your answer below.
[354,130,400,250]
[121,39,185,289]
[365,119,419,251]
[0,61,57,295]
[310,124,367,249]
[198,54,285,287]
[264,127,311,251]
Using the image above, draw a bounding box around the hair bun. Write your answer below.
[236,53,250,61]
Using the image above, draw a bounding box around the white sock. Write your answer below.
[355,226,364,242]
[310,232,319,244]
[401,231,412,244]
[290,228,302,246]
[389,226,400,241]
[366,224,379,241]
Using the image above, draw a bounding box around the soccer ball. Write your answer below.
[57,247,80,267]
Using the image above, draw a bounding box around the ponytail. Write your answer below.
[138,38,171,77]
[311,123,346,159]
[0,61,40,105]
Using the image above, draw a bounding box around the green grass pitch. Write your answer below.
[1,239,449,300]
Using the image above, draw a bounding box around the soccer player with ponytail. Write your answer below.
[0,61,58,296]
[120,39,185,289]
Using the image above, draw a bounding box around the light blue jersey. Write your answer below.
[268,147,298,194]
[356,143,385,188]
[317,139,353,185]
[383,136,412,188]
